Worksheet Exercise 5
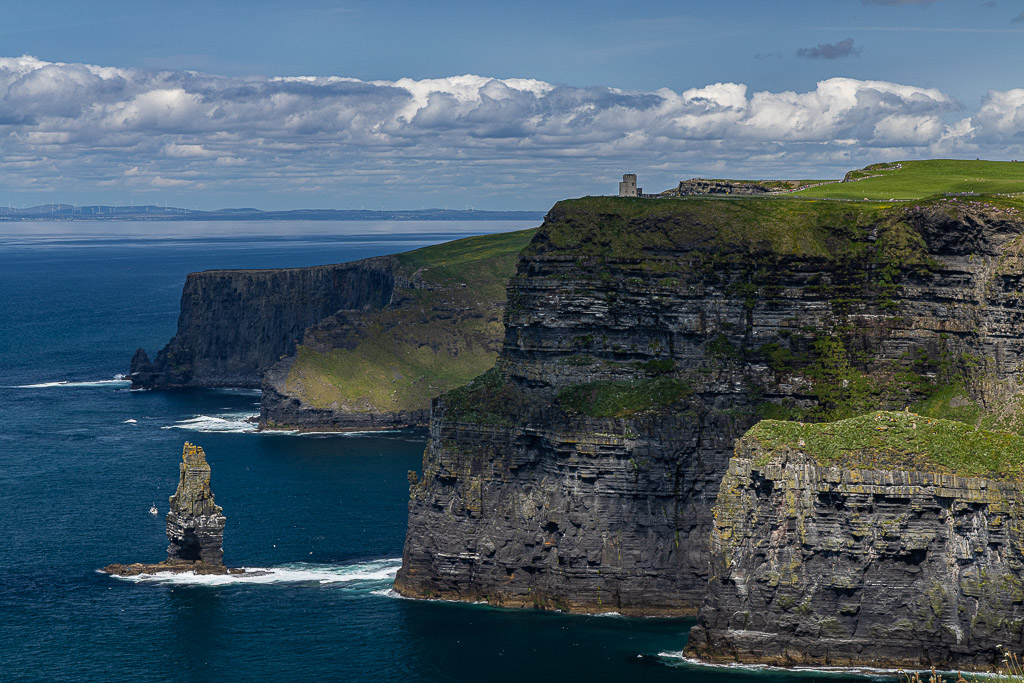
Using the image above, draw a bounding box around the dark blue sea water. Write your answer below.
[0,221,872,682]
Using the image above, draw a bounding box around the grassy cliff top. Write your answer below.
[396,228,536,282]
[793,159,1024,200]
[394,227,536,300]
[532,195,904,261]
[744,410,1024,480]
[532,177,1024,263]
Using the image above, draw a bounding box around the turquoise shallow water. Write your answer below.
[0,221,877,682]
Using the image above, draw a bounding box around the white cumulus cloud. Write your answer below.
[0,55,1021,206]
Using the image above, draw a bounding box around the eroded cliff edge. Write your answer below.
[130,260,396,389]
[685,411,1024,670]
[395,194,1024,615]
[131,229,534,431]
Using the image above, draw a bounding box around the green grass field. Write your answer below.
[746,410,1024,480]
[792,159,1024,200]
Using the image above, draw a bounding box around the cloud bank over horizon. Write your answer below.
[2,55,1023,209]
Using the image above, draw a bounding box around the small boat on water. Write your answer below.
[149,504,159,515]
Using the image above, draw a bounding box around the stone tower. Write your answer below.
[618,173,639,197]
[166,441,226,567]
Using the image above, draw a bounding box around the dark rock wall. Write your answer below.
[686,446,1024,670]
[398,403,741,614]
[396,199,1024,614]
[131,259,395,388]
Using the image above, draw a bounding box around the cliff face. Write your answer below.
[131,260,395,388]
[131,229,534,431]
[395,195,1024,615]
[686,412,1024,670]
[258,229,534,431]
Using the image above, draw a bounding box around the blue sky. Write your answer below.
[2,0,1024,210]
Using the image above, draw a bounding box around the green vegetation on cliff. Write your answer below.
[912,383,1024,436]
[534,195,893,261]
[557,377,692,418]
[283,228,535,415]
[746,410,1024,480]
[395,228,535,293]
[529,192,976,271]
[443,367,534,425]
[793,159,1024,200]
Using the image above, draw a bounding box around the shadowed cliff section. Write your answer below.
[395,193,1024,616]
[686,411,1024,671]
[131,260,396,388]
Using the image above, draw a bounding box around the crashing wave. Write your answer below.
[161,413,259,433]
[12,374,130,389]
[112,558,402,587]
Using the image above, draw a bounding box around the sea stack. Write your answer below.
[102,441,231,576]
[165,441,226,567]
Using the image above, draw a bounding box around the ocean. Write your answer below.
[0,220,869,682]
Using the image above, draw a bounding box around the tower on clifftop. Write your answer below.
[618,173,641,197]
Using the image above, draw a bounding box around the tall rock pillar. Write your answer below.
[166,442,226,567]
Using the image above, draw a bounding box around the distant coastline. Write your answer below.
[0,205,546,222]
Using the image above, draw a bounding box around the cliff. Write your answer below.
[260,229,534,431]
[131,228,535,431]
[395,194,1024,615]
[130,260,395,388]
[685,411,1024,670]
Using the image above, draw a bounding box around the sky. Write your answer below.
[2,0,1024,210]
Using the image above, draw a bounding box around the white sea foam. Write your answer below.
[208,388,263,396]
[297,429,406,437]
[12,375,130,389]
[656,651,914,678]
[162,414,409,436]
[123,419,137,424]
[114,558,403,587]
[162,413,259,433]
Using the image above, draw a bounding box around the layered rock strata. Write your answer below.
[395,195,1024,615]
[165,441,227,567]
[686,412,1024,670]
[103,441,232,576]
